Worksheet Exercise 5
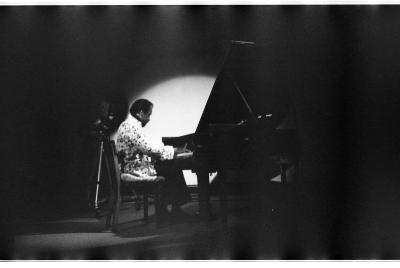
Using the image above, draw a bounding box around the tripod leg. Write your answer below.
[88,154,99,208]
[104,143,119,230]
[105,164,117,230]
[112,161,121,230]
[94,141,104,210]
[106,214,112,228]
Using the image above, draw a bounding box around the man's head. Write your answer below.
[129,99,153,127]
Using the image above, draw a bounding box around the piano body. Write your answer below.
[162,41,299,220]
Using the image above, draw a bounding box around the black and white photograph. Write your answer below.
[1,3,400,261]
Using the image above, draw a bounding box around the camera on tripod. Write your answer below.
[90,100,119,141]
[88,100,121,213]
[92,117,113,141]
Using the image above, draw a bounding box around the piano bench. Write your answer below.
[120,174,165,224]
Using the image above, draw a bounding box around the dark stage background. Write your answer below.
[2,6,400,258]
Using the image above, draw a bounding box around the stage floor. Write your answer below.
[12,194,295,260]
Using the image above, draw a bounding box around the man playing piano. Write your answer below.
[115,99,192,222]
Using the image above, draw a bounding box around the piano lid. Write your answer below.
[196,40,293,133]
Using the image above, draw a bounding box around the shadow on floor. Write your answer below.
[12,191,308,260]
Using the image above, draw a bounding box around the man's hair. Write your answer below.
[129,99,153,116]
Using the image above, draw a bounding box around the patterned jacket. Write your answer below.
[115,114,174,180]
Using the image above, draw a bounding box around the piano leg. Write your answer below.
[280,164,287,184]
[196,170,211,220]
[219,173,228,225]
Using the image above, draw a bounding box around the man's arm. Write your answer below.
[122,124,174,160]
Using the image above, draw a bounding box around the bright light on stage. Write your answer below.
[129,75,217,186]
[132,75,215,143]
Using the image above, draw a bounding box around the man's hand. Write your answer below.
[174,147,194,159]
[174,146,191,154]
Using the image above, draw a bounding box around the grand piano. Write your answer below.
[162,41,299,220]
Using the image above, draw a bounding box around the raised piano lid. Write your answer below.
[196,40,295,134]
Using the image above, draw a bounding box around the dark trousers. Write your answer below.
[156,164,191,208]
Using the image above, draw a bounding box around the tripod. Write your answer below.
[87,131,113,216]
[88,131,141,217]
